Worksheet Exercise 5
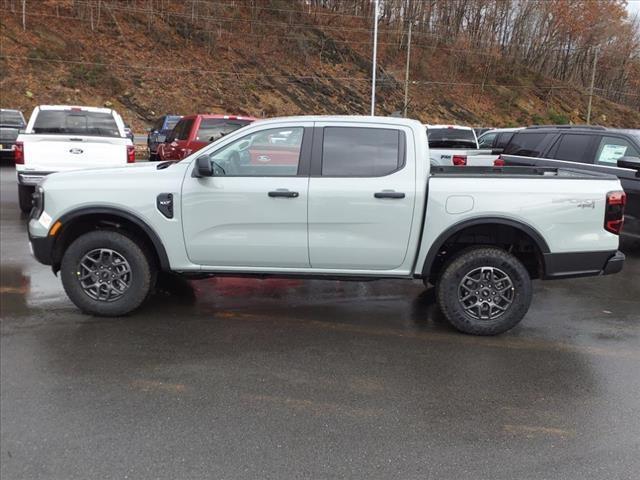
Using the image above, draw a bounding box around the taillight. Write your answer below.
[494,156,505,166]
[14,141,24,164]
[452,155,467,166]
[126,145,135,163]
[604,190,626,235]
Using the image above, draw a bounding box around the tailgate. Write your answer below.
[22,135,129,171]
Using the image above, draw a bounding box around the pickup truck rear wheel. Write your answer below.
[18,184,34,213]
[436,247,532,335]
[60,230,156,316]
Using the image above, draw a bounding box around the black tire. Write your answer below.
[60,230,156,316]
[436,247,532,335]
[18,184,34,213]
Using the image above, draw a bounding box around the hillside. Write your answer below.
[1,0,639,131]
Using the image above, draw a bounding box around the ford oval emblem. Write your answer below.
[257,155,271,163]
[69,148,83,154]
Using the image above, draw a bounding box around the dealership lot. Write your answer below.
[1,164,639,479]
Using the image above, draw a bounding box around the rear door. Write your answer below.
[23,109,128,171]
[307,122,416,270]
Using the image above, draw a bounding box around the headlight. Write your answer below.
[31,185,44,218]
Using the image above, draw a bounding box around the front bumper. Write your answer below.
[543,250,625,279]
[29,232,55,266]
[17,171,53,186]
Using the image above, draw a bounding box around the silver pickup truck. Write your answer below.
[28,116,626,335]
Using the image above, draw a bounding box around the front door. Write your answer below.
[181,123,312,268]
[307,123,416,270]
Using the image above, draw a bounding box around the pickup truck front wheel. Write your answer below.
[60,231,156,316]
[436,247,532,335]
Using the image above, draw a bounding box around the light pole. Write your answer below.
[370,0,379,116]
[586,46,599,125]
[403,20,412,117]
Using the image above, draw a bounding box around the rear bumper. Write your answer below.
[543,250,624,279]
[17,171,54,185]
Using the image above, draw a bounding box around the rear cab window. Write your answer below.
[427,128,477,149]
[321,127,404,176]
[195,119,252,143]
[0,110,25,127]
[32,110,121,137]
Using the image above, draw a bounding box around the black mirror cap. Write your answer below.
[617,156,640,174]
[194,155,213,177]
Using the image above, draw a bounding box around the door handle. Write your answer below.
[374,191,405,199]
[268,190,299,198]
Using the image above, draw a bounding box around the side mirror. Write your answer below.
[194,155,213,177]
[617,156,640,175]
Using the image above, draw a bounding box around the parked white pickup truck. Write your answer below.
[15,105,134,212]
[426,124,501,166]
[28,116,626,335]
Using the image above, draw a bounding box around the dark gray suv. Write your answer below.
[497,125,640,240]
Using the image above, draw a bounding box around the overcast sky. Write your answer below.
[627,0,640,17]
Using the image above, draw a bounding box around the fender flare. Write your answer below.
[420,216,550,278]
[56,206,171,271]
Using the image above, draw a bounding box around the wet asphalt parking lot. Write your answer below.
[1,164,639,480]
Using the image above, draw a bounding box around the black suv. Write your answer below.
[494,125,640,240]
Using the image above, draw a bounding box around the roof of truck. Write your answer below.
[36,105,115,114]
[424,124,474,130]
[248,115,425,127]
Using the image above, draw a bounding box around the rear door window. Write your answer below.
[322,127,403,177]
[595,136,640,166]
[427,128,477,149]
[503,133,553,157]
[32,110,120,137]
[546,134,594,163]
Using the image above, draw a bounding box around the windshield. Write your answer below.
[33,110,121,137]
[427,128,477,149]
[195,119,253,143]
[0,110,25,126]
[165,117,181,131]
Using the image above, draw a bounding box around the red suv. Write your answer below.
[158,114,256,161]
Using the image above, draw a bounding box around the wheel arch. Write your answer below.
[420,216,550,282]
[51,207,171,273]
